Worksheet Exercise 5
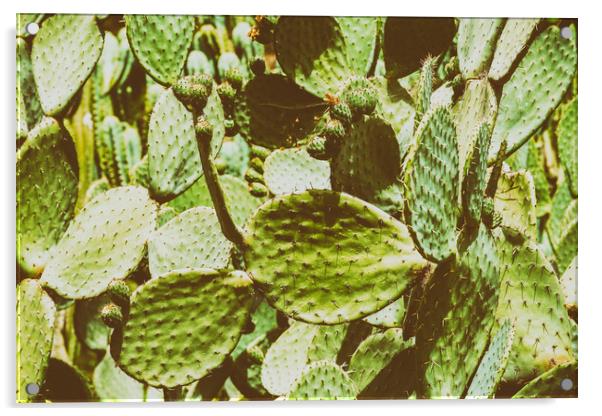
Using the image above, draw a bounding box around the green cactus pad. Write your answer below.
[383,17,456,79]
[494,169,537,242]
[94,352,162,402]
[156,205,178,228]
[335,17,379,76]
[363,297,406,328]
[125,15,194,85]
[551,199,577,275]
[462,124,492,228]
[526,137,552,217]
[331,116,402,212]
[232,301,278,359]
[129,155,150,188]
[263,148,331,195]
[261,321,347,396]
[415,224,501,398]
[489,25,576,161]
[84,178,110,206]
[41,186,157,299]
[97,31,128,95]
[513,361,577,398]
[415,58,433,126]
[244,190,429,324]
[119,268,253,388]
[465,319,515,399]
[98,116,142,186]
[74,295,111,351]
[17,279,56,402]
[31,15,103,115]
[234,74,326,149]
[348,328,413,393]
[457,18,504,79]
[17,37,43,133]
[494,241,575,386]
[217,135,250,178]
[489,19,539,80]
[560,257,577,318]
[403,106,459,263]
[147,88,201,201]
[557,97,578,197]
[17,117,78,277]
[546,179,573,249]
[275,17,351,98]
[39,358,96,402]
[148,207,233,278]
[454,78,497,183]
[287,361,357,400]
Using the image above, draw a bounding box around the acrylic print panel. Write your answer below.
[15,14,577,402]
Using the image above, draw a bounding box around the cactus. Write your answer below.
[16,15,578,402]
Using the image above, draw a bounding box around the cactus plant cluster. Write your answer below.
[16,14,577,402]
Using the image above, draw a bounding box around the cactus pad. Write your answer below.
[403,106,459,262]
[263,148,331,195]
[32,15,103,115]
[94,352,162,401]
[119,268,253,388]
[17,279,56,402]
[465,319,515,399]
[494,169,537,242]
[17,117,78,277]
[457,18,504,79]
[335,17,379,76]
[512,361,577,398]
[557,97,578,197]
[489,25,576,160]
[125,15,194,85]
[244,190,429,324]
[462,124,492,228]
[148,207,233,278]
[363,297,406,328]
[17,37,43,134]
[41,186,157,299]
[287,361,357,400]
[489,19,539,80]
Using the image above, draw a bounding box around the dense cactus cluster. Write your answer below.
[16,14,577,402]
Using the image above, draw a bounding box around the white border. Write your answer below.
[2,1,600,415]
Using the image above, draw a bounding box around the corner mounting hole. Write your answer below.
[25,383,40,395]
[26,22,39,35]
[560,26,572,40]
[560,378,573,391]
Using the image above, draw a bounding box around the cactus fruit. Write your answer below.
[17,279,56,402]
[32,15,103,115]
[244,190,429,324]
[173,74,214,112]
[101,303,124,328]
[41,187,157,299]
[118,268,253,388]
[125,15,195,85]
[263,148,331,195]
[17,117,78,277]
[341,78,378,119]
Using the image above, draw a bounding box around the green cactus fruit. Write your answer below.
[31,15,103,115]
[489,25,577,161]
[415,224,501,398]
[415,58,433,127]
[330,102,353,125]
[234,74,326,149]
[148,207,233,278]
[363,297,406,328]
[494,169,537,242]
[335,17,379,76]
[560,257,577,319]
[494,241,575,387]
[322,118,346,142]
[383,17,456,79]
[348,328,413,393]
[74,295,112,351]
[194,115,214,143]
[216,81,237,114]
[250,182,269,198]
[261,321,348,396]
[249,157,264,174]
[551,199,577,275]
[119,268,253,388]
[454,78,498,184]
[106,280,132,309]
[557,97,578,197]
[263,148,331,195]
[101,303,124,328]
[39,358,96,402]
[125,15,194,85]
[331,116,402,213]
[17,279,56,402]
[512,361,577,398]
[221,66,244,92]
[287,361,357,400]
[17,38,43,135]
[252,145,272,161]
[186,50,214,77]
[94,351,162,401]
[488,19,539,80]
[306,136,330,160]
[244,167,264,185]
[462,124,492,229]
[403,106,459,263]
[341,77,378,118]
[244,190,429,324]
[457,18,504,79]
[172,74,214,112]
[41,186,157,299]
[465,319,515,399]
[17,117,78,277]
[275,16,351,98]
[129,155,150,188]
[97,31,128,95]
